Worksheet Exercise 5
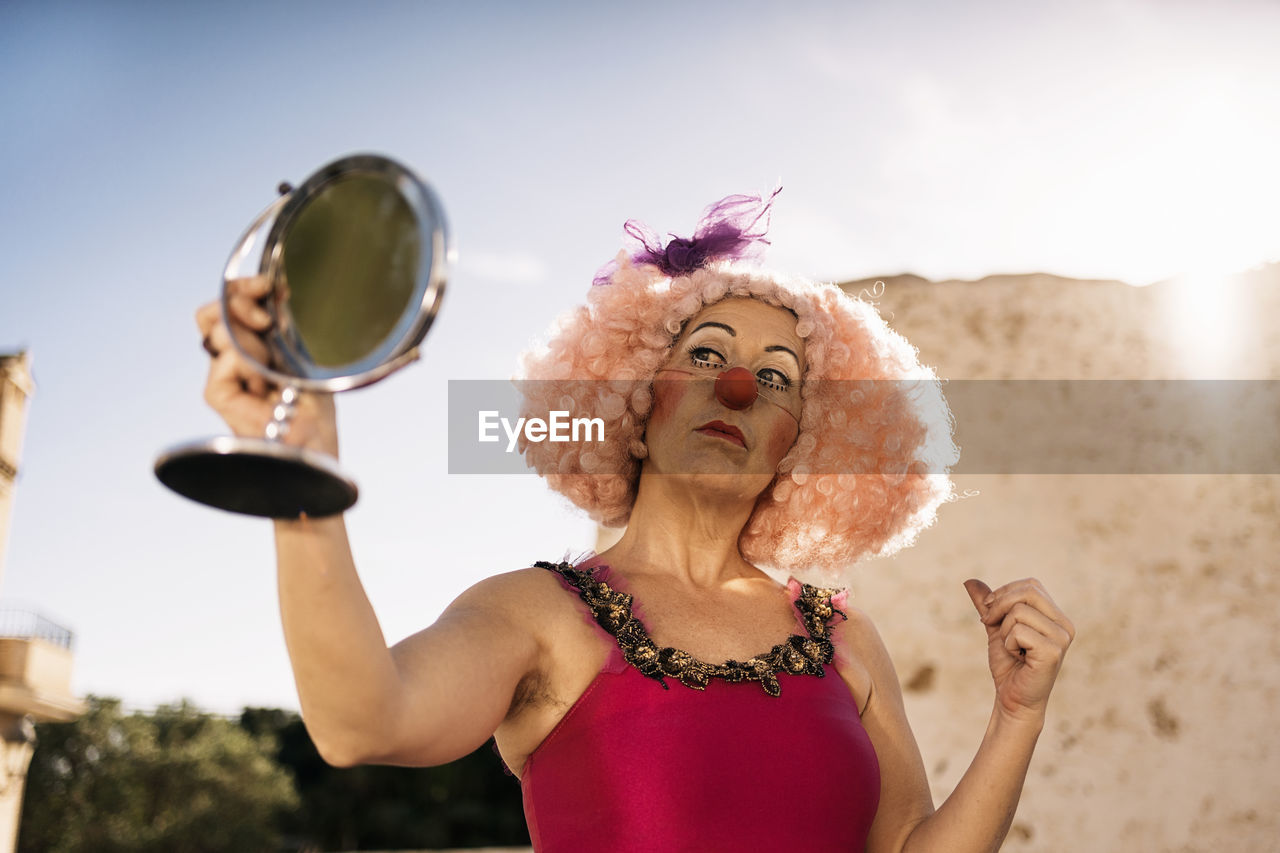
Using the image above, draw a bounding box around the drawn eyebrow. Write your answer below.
[690,321,736,336]
[689,322,801,368]
[765,345,801,367]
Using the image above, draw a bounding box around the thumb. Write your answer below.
[963,578,992,618]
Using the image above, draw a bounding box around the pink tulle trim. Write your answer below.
[786,577,850,633]
[566,551,654,630]
[831,588,850,613]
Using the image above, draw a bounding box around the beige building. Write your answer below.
[0,351,85,852]
[598,265,1279,852]
[832,268,1279,852]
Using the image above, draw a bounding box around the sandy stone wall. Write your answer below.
[837,267,1279,852]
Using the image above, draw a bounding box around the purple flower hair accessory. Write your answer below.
[592,187,782,286]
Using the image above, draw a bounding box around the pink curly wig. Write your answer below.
[516,253,958,579]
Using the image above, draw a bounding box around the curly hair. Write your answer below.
[516,253,957,579]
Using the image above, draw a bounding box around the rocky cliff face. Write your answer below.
[838,266,1279,852]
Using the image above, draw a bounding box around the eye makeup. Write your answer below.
[684,343,796,400]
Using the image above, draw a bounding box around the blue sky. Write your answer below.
[1,0,1278,714]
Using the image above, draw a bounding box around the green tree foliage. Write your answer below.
[239,707,529,850]
[18,697,299,853]
[19,699,529,851]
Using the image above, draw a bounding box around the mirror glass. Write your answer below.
[278,173,421,369]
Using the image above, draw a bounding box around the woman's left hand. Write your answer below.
[963,577,1075,724]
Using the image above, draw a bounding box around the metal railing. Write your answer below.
[0,609,73,649]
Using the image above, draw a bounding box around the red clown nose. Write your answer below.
[715,366,758,409]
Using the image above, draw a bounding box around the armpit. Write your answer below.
[506,667,553,718]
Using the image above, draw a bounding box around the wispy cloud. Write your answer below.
[456,250,550,286]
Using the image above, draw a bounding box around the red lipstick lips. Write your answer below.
[695,420,746,448]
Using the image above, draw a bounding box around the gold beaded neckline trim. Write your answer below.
[536,560,847,697]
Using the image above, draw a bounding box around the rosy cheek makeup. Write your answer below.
[762,416,800,462]
[650,376,691,423]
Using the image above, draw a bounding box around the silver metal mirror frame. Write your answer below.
[154,153,450,519]
[221,153,450,394]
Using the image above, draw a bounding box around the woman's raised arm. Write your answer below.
[850,579,1074,853]
[198,277,541,768]
[274,516,543,768]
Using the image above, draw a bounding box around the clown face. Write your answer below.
[643,298,805,498]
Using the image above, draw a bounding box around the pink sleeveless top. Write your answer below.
[520,559,880,852]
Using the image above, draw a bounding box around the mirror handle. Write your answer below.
[264,386,300,440]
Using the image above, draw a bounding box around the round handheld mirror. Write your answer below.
[154,154,450,518]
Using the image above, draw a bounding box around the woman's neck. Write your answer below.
[597,472,764,588]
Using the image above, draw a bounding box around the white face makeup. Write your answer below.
[644,298,806,491]
[673,311,804,421]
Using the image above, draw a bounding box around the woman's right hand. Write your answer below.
[195,274,340,458]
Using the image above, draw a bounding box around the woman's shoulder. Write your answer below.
[829,603,892,660]
[832,601,912,703]
[446,562,591,625]
[806,601,890,717]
